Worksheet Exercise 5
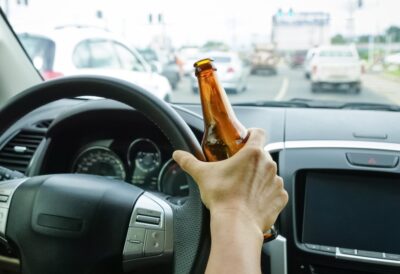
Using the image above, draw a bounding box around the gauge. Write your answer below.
[157,158,189,197]
[127,138,161,189]
[72,147,126,181]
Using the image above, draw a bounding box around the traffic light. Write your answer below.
[288,8,294,16]
[358,0,363,8]
[277,9,283,17]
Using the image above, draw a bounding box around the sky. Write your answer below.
[4,0,400,48]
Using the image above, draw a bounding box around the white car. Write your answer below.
[191,51,248,94]
[310,45,362,93]
[177,47,200,76]
[18,27,172,101]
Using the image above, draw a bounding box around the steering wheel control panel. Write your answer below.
[0,179,27,236]
[123,193,173,269]
[0,166,25,182]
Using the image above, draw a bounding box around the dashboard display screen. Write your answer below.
[302,172,400,254]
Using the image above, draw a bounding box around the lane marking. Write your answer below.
[274,77,289,101]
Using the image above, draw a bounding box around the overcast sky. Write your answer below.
[6,0,400,47]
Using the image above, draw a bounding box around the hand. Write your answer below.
[173,128,288,236]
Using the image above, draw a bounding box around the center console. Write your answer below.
[277,141,400,274]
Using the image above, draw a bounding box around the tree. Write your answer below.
[386,26,400,42]
[331,34,346,45]
[202,41,230,51]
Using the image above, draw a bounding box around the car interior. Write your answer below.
[0,2,400,274]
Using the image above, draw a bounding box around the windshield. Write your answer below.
[2,0,400,106]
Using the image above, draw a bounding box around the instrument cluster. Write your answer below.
[71,138,189,197]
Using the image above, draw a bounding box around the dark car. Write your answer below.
[288,50,307,68]
[138,48,181,90]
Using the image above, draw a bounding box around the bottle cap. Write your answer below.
[193,58,216,76]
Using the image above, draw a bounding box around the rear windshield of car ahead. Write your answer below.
[212,56,231,63]
[18,34,55,71]
[319,50,354,58]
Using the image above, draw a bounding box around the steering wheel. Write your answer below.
[0,76,209,274]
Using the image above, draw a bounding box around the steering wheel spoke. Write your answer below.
[123,193,173,271]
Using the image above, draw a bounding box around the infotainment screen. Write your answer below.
[302,172,400,254]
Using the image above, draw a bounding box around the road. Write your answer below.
[171,65,400,105]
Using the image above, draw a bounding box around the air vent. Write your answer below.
[0,130,45,174]
[34,119,53,129]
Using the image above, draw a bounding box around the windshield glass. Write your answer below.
[2,0,400,106]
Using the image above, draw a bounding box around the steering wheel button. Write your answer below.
[144,229,164,256]
[127,227,145,242]
[137,208,161,218]
[136,215,160,225]
[124,241,144,259]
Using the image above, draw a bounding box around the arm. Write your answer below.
[173,128,288,274]
[206,210,263,274]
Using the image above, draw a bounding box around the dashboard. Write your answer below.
[35,102,198,199]
[1,98,400,274]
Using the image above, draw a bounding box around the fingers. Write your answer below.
[173,150,205,177]
[238,128,273,163]
[245,128,267,148]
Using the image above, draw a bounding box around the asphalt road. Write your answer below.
[171,65,400,106]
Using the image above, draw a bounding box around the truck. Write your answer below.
[310,45,362,93]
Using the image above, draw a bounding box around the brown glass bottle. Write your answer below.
[194,58,248,162]
[194,58,277,242]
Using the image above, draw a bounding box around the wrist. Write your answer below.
[206,208,263,274]
[210,208,264,244]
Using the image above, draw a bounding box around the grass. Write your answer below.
[386,69,400,77]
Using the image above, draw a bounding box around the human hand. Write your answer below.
[173,128,288,236]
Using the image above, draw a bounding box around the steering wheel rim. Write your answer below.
[0,75,209,274]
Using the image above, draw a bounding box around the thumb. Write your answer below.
[173,150,205,177]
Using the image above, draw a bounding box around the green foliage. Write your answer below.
[331,34,346,45]
[202,41,230,51]
[386,26,400,42]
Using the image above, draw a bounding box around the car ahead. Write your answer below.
[18,27,172,101]
[177,46,201,76]
[288,50,307,68]
[250,44,279,75]
[190,51,248,94]
[138,48,181,90]
[310,45,362,93]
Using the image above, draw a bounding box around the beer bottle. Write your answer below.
[194,58,248,162]
[194,58,277,242]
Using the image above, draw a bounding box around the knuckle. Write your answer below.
[253,128,266,138]
[266,161,278,174]
[247,146,265,160]
[281,190,289,205]
[275,176,284,188]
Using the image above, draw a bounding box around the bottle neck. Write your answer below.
[197,69,236,124]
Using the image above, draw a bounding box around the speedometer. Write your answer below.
[72,147,126,181]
